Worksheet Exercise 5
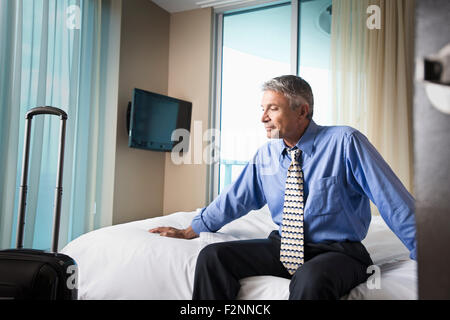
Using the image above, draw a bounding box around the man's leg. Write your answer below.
[289,242,373,300]
[192,231,290,300]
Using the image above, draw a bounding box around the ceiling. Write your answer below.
[151,0,278,13]
[151,0,200,13]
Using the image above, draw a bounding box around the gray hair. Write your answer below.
[262,75,314,120]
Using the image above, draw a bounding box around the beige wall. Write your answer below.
[113,0,170,224]
[112,2,213,222]
[163,8,213,214]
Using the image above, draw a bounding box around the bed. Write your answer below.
[61,205,417,300]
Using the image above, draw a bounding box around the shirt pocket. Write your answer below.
[306,176,343,216]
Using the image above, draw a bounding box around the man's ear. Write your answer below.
[298,103,309,119]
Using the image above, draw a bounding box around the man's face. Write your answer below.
[261,90,309,144]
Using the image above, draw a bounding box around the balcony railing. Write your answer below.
[220,159,248,190]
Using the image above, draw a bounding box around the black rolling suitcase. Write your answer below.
[0,107,78,300]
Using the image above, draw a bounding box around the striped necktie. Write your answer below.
[280,147,305,275]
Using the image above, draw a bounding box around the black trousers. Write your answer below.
[192,230,373,300]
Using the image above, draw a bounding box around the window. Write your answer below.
[0,0,118,250]
[211,0,332,197]
[217,2,292,194]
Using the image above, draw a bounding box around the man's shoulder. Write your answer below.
[318,124,362,141]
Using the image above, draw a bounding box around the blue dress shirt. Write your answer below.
[191,120,417,260]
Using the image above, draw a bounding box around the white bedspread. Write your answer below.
[61,206,417,300]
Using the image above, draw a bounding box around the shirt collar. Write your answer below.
[277,120,318,157]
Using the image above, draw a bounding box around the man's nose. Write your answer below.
[261,109,269,123]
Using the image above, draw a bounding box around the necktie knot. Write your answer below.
[287,147,300,162]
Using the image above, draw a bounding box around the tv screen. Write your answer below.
[128,88,192,152]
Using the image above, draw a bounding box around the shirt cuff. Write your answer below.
[191,208,213,235]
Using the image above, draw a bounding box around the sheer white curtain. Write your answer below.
[330,0,415,197]
[0,0,121,250]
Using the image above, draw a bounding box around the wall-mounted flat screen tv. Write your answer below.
[127,88,192,152]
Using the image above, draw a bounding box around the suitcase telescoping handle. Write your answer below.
[16,107,68,253]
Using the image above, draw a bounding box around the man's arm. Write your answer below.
[345,131,417,260]
[190,160,267,235]
[149,153,267,239]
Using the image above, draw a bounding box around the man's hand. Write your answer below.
[148,225,198,239]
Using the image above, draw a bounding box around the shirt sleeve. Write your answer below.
[345,131,417,260]
[191,154,267,234]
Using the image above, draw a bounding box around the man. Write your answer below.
[149,75,416,300]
